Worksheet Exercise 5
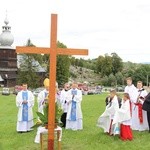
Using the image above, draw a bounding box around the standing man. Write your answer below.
[37,78,49,114]
[66,82,83,130]
[16,83,34,132]
[124,77,139,130]
[60,83,70,128]
[133,81,148,131]
[142,92,150,133]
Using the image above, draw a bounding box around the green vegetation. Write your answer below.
[17,39,41,88]
[17,40,71,88]
[16,39,150,88]
[56,41,70,87]
[32,102,63,129]
[70,55,150,86]
[0,93,150,150]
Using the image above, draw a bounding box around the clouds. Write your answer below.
[0,0,150,63]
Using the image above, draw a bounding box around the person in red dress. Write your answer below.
[113,93,133,141]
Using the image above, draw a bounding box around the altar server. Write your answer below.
[113,93,133,141]
[97,89,119,135]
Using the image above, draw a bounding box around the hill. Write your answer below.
[69,66,101,84]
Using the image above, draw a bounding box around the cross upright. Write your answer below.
[16,14,88,150]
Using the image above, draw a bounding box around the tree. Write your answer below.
[56,54,70,87]
[101,75,109,86]
[103,54,112,76]
[70,57,76,66]
[70,57,97,71]
[132,64,150,85]
[17,39,41,88]
[40,41,71,87]
[115,72,124,86]
[121,62,137,84]
[26,39,43,63]
[96,55,105,74]
[111,52,123,75]
[56,41,70,86]
[108,73,116,87]
[96,54,112,76]
[17,54,40,88]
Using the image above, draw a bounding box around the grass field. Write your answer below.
[0,93,150,150]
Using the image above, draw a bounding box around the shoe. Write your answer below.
[18,131,23,133]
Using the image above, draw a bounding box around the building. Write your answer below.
[0,16,47,87]
[0,16,17,87]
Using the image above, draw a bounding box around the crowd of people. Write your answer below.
[15,77,150,143]
[16,79,83,135]
[97,77,150,141]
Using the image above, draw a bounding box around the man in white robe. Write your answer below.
[132,81,148,131]
[66,82,83,130]
[124,77,139,130]
[97,89,119,135]
[16,83,34,132]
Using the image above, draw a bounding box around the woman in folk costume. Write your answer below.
[113,93,133,141]
[37,78,49,114]
[66,82,83,130]
[132,81,148,131]
[16,83,34,132]
[97,89,119,135]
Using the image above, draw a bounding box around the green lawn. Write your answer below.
[0,93,150,150]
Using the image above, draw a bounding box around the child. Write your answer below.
[113,93,133,141]
[97,89,119,135]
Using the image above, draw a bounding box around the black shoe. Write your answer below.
[18,131,23,133]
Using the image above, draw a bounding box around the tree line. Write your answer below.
[70,53,150,87]
[17,39,150,88]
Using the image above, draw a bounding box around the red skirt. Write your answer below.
[120,124,133,141]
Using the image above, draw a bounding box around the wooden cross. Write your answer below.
[16,14,88,150]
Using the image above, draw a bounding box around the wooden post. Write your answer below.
[48,14,57,149]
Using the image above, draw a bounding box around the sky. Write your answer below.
[0,0,150,63]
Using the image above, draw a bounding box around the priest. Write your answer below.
[66,82,83,130]
[16,83,34,132]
